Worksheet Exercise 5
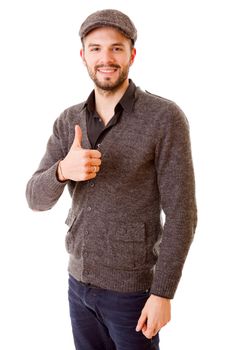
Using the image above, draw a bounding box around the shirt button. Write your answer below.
[85,230,89,235]
[90,182,95,188]
[87,206,92,212]
[97,143,101,149]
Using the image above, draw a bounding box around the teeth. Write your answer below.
[98,68,116,73]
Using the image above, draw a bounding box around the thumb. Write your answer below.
[71,125,82,149]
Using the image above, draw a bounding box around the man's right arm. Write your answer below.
[26,115,69,211]
[26,120,101,211]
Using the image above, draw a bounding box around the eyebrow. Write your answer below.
[112,43,125,47]
[87,42,125,48]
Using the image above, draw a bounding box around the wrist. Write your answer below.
[57,160,68,182]
[150,294,171,302]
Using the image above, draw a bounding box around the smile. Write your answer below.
[97,67,119,74]
[98,69,117,74]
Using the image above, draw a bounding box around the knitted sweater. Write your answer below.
[26,86,197,299]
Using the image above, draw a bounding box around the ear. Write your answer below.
[80,49,86,65]
[130,48,136,66]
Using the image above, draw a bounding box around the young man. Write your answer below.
[26,9,197,350]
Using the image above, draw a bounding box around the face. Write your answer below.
[80,27,136,92]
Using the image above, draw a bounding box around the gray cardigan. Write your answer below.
[26,86,197,299]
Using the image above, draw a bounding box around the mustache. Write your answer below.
[95,64,121,69]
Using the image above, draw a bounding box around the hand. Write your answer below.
[58,125,102,181]
[136,294,171,339]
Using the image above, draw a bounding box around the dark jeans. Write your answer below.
[68,274,160,350]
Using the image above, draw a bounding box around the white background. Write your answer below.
[0,0,232,349]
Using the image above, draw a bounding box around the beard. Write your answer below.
[86,63,130,92]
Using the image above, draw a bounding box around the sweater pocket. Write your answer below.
[107,222,146,269]
[65,209,77,254]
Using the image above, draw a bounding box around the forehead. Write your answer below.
[83,26,131,46]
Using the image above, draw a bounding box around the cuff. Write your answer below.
[150,272,181,299]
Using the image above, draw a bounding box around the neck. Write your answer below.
[94,79,129,125]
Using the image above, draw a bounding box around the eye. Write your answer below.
[90,47,100,52]
[113,47,123,52]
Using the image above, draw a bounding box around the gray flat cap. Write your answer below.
[79,9,137,43]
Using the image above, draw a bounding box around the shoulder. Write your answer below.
[135,88,189,126]
[136,88,176,110]
[54,101,86,127]
[62,101,86,120]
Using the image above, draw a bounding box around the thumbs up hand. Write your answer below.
[57,125,102,182]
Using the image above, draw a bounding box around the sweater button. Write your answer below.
[87,206,92,212]
[90,182,95,188]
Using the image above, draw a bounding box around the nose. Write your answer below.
[100,48,114,65]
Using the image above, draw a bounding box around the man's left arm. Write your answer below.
[136,104,197,338]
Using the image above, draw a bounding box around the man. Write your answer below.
[26,9,197,350]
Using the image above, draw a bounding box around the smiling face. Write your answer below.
[80,27,136,92]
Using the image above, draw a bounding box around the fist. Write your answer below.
[58,125,102,182]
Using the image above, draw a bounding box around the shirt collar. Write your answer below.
[83,79,136,114]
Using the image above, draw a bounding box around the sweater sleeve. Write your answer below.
[151,104,197,299]
[26,113,68,211]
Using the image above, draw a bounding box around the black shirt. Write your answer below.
[85,80,136,149]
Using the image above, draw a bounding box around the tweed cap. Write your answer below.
[79,9,137,43]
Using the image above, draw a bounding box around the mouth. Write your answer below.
[96,66,119,75]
